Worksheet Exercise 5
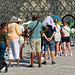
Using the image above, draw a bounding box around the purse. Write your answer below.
[61,32,65,38]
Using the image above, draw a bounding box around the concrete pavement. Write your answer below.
[1,43,75,75]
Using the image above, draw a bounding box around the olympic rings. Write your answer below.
[61,14,75,22]
[69,22,75,35]
[50,15,61,24]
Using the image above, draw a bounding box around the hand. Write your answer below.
[40,31,44,34]
[28,32,32,35]
[7,47,10,51]
[46,38,52,41]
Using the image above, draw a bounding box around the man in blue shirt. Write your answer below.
[25,15,48,68]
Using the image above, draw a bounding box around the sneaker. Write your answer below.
[51,61,56,65]
[9,65,11,68]
[64,53,67,56]
[27,65,34,68]
[69,52,72,56]
[38,64,42,67]
[60,53,62,56]
[42,61,47,65]
[17,64,19,68]
[56,55,58,58]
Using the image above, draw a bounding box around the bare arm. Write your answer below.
[50,32,56,40]
[40,26,48,34]
[43,32,56,41]
[25,26,32,35]
[43,33,47,40]
[6,39,10,51]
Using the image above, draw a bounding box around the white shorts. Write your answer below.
[19,40,25,48]
[8,38,19,59]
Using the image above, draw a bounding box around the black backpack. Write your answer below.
[0,53,8,73]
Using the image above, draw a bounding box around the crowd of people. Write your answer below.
[0,15,74,68]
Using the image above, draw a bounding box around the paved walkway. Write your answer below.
[1,43,75,75]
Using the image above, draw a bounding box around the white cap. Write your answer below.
[18,18,23,22]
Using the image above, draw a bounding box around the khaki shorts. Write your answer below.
[30,39,41,52]
[19,40,25,48]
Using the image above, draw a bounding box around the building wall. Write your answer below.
[0,0,75,23]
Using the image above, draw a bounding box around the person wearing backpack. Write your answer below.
[25,15,48,68]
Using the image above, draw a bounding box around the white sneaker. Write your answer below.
[64,53,67,56]
[56,55,58,58]
[69,52,72,56]
[17,64,19,68]
[9,65,11,68]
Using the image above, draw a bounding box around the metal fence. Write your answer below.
[0,0,75,46]
[0,0,75,23]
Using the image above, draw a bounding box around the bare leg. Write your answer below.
[59,44,62,55]
[48,47,50,58]
[20,48,22,59]
[31,52,35,66]
[29,53,31,63]
[41,51,43,57]
[44,51,47,62]
[37,52,41,65]
[9,59,12,66]
[51,51,55,62]
[66,42,71,52]
[56,42,59,56]
[16,59,19,65]
[63,42,66,54]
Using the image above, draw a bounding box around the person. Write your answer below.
[1,22,8,32]
[61,20,72,56]
[2,22,9,56]
[17,18,25,61]
[24,28,29,44]
[0,24,10,61]
[71,26,75,33]
[7,16,22,67]
[71,26,75,45]
[42,16,56,65]
[54,19,61,58]
[25,15,48,68]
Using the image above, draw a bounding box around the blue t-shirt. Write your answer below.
[28,21,45,39]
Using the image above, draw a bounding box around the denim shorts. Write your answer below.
[59,40,62,45]
[44,39,55,51]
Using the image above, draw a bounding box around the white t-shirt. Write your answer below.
[71,28,75,33]
[62,26,70,37]
[19,25,24,40]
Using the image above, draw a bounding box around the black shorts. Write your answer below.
[62,37,70,43]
